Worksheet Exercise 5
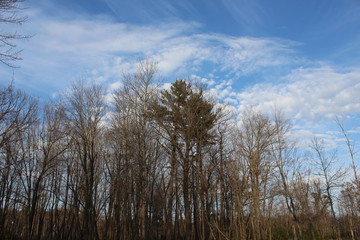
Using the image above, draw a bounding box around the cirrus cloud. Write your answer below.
[9,5,300,96]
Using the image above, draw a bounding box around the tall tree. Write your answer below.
[65,81,105,240]
[271,112,303,240]
[236,108,277,240]
[310,137,346,240]
[109,59,161,240]
[0,84,37,239]
[152,79,219,240]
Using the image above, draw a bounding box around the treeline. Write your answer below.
[0,61,359,240]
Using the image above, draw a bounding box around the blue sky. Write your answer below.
[2,0,360,153]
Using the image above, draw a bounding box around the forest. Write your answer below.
[0,60,358,240]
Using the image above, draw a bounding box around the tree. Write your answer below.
[65,81,105,240]
[151,79,219,240]
[0,84,38,149]
[108,59,161,240]
[0,0,28,67]
[336,118,360,208]
[22,103,67,240]
[310,137,346,240]
[3,76,360,240]
[236,108,277,240]
[271,111,304,240]
[336,119,359,239]
[0,84,38,239]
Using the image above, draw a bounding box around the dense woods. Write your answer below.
[0,61,359,240]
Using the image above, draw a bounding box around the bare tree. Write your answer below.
[108,59,161,240]
[339,183,358,240]
[2,77,360,240]
[0,84,37,239]
[310,137,346,240]
[336,118,359,239]
[0,0,28,67]
[236,108,277,240]
[0,84,38,149]
[65,81,105,240]
[24,104,66,240]
[336,118,360,205]
[271,111,304,240]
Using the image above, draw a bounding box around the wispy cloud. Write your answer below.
[220,0,265,32]
[5,2,360,150]
[8,5,298,96]
[102,0,198,23]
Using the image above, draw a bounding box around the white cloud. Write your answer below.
[8,5,300,96]
[191,64,360,150]
[189,74,216,86]
[4,2,359,154]
[211,35,299,74]
[161,82,172,90]
[108,81,122,91]
[220,0,264,32]
[290,128,340,150]
[155,43,200,75]
[237,66,360,121]
[349,127,360,134]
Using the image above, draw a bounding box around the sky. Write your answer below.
[1,0,360,155]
